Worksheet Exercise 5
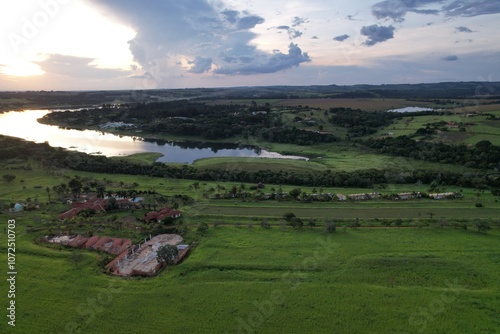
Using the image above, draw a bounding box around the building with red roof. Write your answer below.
[144,207,181,223]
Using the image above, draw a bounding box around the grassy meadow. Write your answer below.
[0,223,499,333]
[1,95,499,333]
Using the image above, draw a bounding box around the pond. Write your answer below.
[0,110,307,163]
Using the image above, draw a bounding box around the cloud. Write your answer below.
[443,0,500,17]
[456,26,473,33]
[333,34,350,42]
[35,54,129,79]
[188,56,213,73]
[372,0,443,22]
[311,35,319,39]
[372,0,500,22]
[360,25,395,46]
[292,16,308,27]
[214,43,311,75]
[272,16,308,40]
[274,19,304,40]
[442,55,459,61]
[236,15,265,30]
[87,0,310,82]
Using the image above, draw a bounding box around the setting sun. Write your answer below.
[0,61,44,77]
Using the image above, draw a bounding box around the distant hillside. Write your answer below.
[1,81,500,111]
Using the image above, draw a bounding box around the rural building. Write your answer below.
[397,192,421,200]
[145,207,182,223]
[58,198,108,220]
[336,194,347,201]
[58,196,144,220]
[428,192,462,200]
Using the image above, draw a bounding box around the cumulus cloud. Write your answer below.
[360,25,395,46]
[188,56,213,73]
[333,34,350,42]
[214,43,311,75]
[87,0,310,83]
[442,55,459,61]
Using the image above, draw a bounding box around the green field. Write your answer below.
[193,156,328,173]
[0,224,499,333]
[1,93,499,333]
[111,152,165,165]
[375,110,500,146]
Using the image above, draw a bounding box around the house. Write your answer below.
[428,192,461,200]
[145,207,182,223]
[336,194,347,201]
[366,192,381,199]
[398,192,415,200]
[58,198,108,220]
[348,193,370,201]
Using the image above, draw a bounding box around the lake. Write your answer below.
[387,106,434,113]
[0,110,307,163]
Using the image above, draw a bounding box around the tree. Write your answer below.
[289,188,302,199]
[290,217,303,229]
[324,222,336,233]
[105,197,118,211]
[68,252,84,267]
[2,174,16,183]
[261,219,271,229]
[68,178,83,199]
[156,244,179,264]
[283,212,296,222]
[308,219,317,229]
[197,222,209,234]
[475,220,491,234]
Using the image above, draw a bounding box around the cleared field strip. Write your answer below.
[194,205,499,219]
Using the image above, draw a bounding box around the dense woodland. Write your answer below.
[364,137,500,170]
[41,101,338,145]
[329,108,441,137]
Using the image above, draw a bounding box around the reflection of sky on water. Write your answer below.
[388,107,434,113]
[0,110,307,163]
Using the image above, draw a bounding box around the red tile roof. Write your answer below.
[145,208,181,223]
[58,198,107,220]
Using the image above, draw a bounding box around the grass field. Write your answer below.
[272,98,436,111]
[1,105,499,334]
[0,223,498,333]
[375,110,500,146]
[193,156,328,173]
[110,152,165,165]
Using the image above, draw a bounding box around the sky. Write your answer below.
[0,0,499,90]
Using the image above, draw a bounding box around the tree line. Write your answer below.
[2,135,497,190]
[328,108,441,138]
[364,136,500,170]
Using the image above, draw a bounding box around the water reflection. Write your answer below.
[0,110,307,163]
